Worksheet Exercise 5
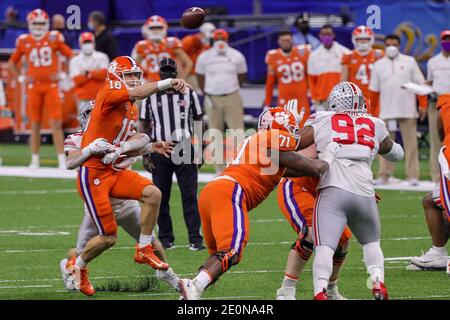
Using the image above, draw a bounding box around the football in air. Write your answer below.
[181,7,205,29]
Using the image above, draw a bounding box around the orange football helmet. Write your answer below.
[27,9,49,39]
[107,56,143,89]
[351,25,374,52]
[141,15,168,41]
[258,107,299,137]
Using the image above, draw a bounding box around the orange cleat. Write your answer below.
[134,244,169,270]
[73,265,96,296]
[313,289,328,300]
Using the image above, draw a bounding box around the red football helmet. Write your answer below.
[141,15,168,41]
[107,56,143,89]
[258,107,299,137]
[27,9,49,39]
[352,25,374,52]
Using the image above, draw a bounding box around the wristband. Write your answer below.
[157,78,173,91]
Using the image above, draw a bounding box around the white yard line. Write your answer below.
[0,189,77,195]
[0,285,52,289]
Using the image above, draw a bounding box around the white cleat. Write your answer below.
[156,267,180,292]
[409,247,448,270]
[327,285,347,300]
[28,161,40,170]
[178,278,201,300]
[276,287,296,300]
[59,259,76,291]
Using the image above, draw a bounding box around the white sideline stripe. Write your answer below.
[396,294,450,300]
[0,285,52,289]
[0,166,437,192]
[0,189,77,195]
[0,236,431,253]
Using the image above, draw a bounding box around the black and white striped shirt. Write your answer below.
[140,88,203,142]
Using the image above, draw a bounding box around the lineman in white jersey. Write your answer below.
[293,82,404,300]
[59,101,180,292]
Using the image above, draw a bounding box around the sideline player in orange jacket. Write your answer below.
[265,30,311,127]
[8,9,73,169]
[179,107,341,299]
[341,26,384,116]
[72,56,188,296]
[132,15,193,81]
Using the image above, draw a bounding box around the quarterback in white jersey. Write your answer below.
[59,101,180,293]
[292,82,404,300]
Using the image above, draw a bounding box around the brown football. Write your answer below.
[181,7,205,29]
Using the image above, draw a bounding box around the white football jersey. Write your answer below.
[309,111,389,197]
[64,133,140,220]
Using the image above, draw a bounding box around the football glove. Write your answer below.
[87,138,115,155]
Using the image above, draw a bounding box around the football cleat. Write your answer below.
[134,244,169,270]
[59,257,76,291]
[446,258,450,276]
[156,267,180,291]
[409,247,448,270]
[313,289,328,300]
[178,278,201,300]
[73,265,96,296]
[276,287,296,300]
[327,285,347,300]
[372,279,388,300]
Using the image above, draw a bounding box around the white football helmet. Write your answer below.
[352,25,374,53]
[141,15,168,41]
[77,100,95,130]
[199,22,216,40]
[328,82,366,113]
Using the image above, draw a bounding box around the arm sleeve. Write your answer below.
[426,60,433,82]
[190,90,204,120]
[369,91,381,117]
[264,73,276,106]
[307,55,319,100]
[9,37,24,64]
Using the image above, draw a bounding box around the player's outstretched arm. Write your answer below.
[66,138,115,170]
[128,79,188,100]
[378,136,404,162]
[279,151,328,177]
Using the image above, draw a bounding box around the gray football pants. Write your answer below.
[76,206,141,254]
[313,187,381,251]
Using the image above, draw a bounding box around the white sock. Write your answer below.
[31,154,39,164]
[57,153,66,168]
[193,270,212,292]
[432,245,448,255]
[138,233,155,248]
[281,274,298,288]
[363,241,385,283]
[312,245,334,295]
[75,256,87,268]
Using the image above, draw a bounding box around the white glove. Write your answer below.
[283,99,305,125]
[102,147,122,165]
[318,142,341,165]
[86,138,115,155]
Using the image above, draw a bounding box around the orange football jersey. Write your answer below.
[222,129,298,210]
[132,37,182,81]
[9,31,72,83]
[341,49,384,97]
[182,33,210,75]
[81,80,138,169]
[264,45,310,107]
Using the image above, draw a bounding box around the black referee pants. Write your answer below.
[150,153,203,245]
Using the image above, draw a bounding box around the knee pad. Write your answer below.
[213,249,239,273]
[291,226,313,261]
[333,245,348,266]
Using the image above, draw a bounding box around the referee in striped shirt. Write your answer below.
[139,58,205,250]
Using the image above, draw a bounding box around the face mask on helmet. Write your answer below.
[143,25,167,41]
[29,20,49,39]
[121,70,143,89]
[77,101,94,131]
[81,42,95,55]
[353,37,373,53]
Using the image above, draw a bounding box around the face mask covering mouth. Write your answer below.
[385,45,399,58]
[213,40,228,54]
[441,41,450,53]
[319,34,334,47]
[81,43,95,55]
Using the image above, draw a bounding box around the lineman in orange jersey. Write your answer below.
[179,108,341,300]
[265,30,311,127]
[131,15,192,81]
[8,8,73,170]
[73,56,188,296]
[341,26,383,116]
